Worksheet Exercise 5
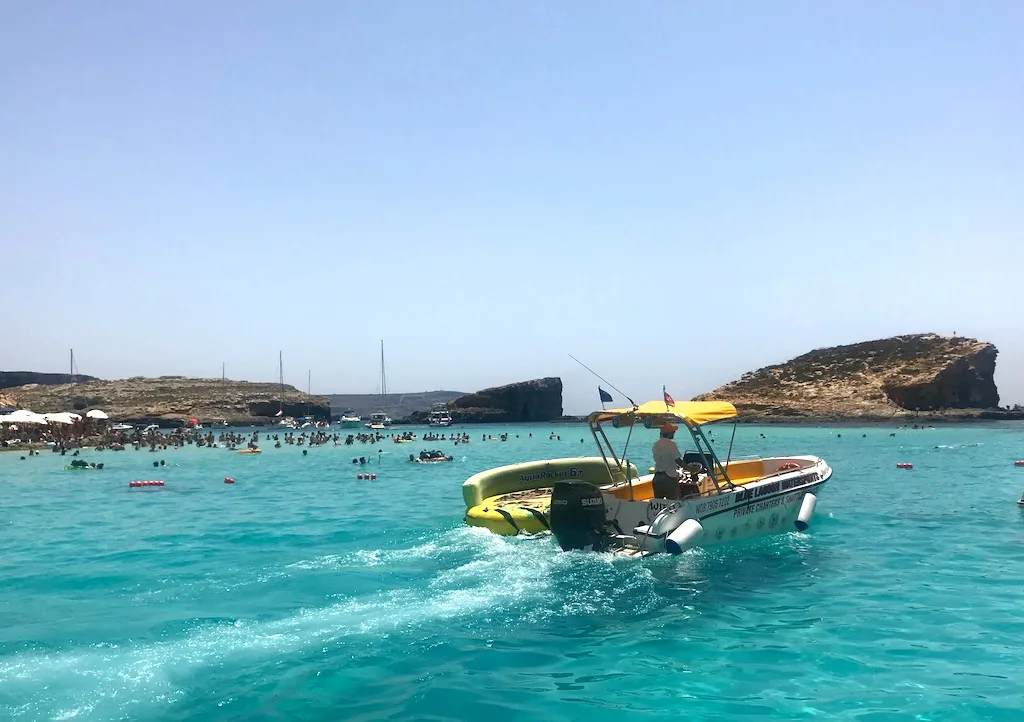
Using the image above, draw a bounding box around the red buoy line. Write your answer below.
[129,480,165,488]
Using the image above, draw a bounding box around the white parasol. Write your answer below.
[86,409,109,420]
[0,410,49,425]
[44,412,80,425]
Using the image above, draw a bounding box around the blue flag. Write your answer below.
[598,387,613,403]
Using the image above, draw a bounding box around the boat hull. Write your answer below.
[463,456,832,553]
[603,458,832,553]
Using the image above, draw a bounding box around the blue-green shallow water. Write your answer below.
[2,424,1024,721]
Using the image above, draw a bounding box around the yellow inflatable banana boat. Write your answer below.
[463,457,639,535]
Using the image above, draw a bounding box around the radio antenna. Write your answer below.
[568,354,636,407]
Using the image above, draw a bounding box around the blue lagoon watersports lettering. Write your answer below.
[733,472,820,503]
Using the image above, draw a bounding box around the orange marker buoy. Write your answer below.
[224,477,235,484]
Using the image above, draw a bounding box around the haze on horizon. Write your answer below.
[2,2,1021,414]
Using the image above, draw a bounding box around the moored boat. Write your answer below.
[427,404,453,427]
[462,400,832,555]
[340,411,361,428]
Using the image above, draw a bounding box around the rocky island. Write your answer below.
[695,334,1018,422]
[401,377,564,423]
[3,377,330,426]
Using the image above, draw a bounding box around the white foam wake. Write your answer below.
[1,527,633,720]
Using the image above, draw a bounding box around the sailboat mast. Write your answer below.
[279,351,284,415]
[380,340,387,396]
[70,349,74,385]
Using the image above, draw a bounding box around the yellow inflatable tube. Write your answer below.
[463,457,639,536]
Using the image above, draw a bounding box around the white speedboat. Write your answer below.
[427,403,453,427]
[462,400,832,556]
[340,411,361,428]
[365,411,391,430]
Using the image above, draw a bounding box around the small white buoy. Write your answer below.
[795,493,817,531]
[665,518,704,555]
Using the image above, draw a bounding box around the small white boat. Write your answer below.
[365,411,391,430]
[340,411,361,428]
[462,400,832,556]
[427,403,453,427]
[111,423,133,432]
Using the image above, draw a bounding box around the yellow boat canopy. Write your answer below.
[590,400,737,428]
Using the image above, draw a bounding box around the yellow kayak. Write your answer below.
[238,448,262,454]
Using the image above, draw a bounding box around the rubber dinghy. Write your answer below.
[463,457,640,535]
[461,400,832,556]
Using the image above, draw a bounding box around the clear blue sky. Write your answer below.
[2,1,1021,413]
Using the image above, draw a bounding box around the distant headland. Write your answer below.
[0,374,566,426]
[694,333,1023,422]
[3,334,1019,426]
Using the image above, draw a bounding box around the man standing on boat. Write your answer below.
[652,422,684,499]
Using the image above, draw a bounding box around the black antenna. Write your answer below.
[568,354,636,407]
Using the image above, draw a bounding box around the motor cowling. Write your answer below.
[550,480,607,551]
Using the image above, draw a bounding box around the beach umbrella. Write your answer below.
[1,410,48,425]
[44,412,78,425]
[86,409,109,420]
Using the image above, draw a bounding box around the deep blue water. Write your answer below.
[2,423,1024,721]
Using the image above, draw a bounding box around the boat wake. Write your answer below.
[0,527,660,720]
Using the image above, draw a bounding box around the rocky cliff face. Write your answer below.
[447,377,563,423]
[0,392,16,409]
[695,334,1001,420]
[0,372,100,389]
[4,377,331,424]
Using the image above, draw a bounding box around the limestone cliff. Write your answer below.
[4,377,330,425]
[0,371,100,389]
[694,334,1003,421]
[438,377,563,423]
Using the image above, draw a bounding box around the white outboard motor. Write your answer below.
[795,493,817,531]
[665,518,705,555]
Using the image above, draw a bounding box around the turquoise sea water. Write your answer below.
[2,423,1024,721]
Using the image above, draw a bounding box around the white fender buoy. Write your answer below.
[665,519,704,555]
[795,493,817,531]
